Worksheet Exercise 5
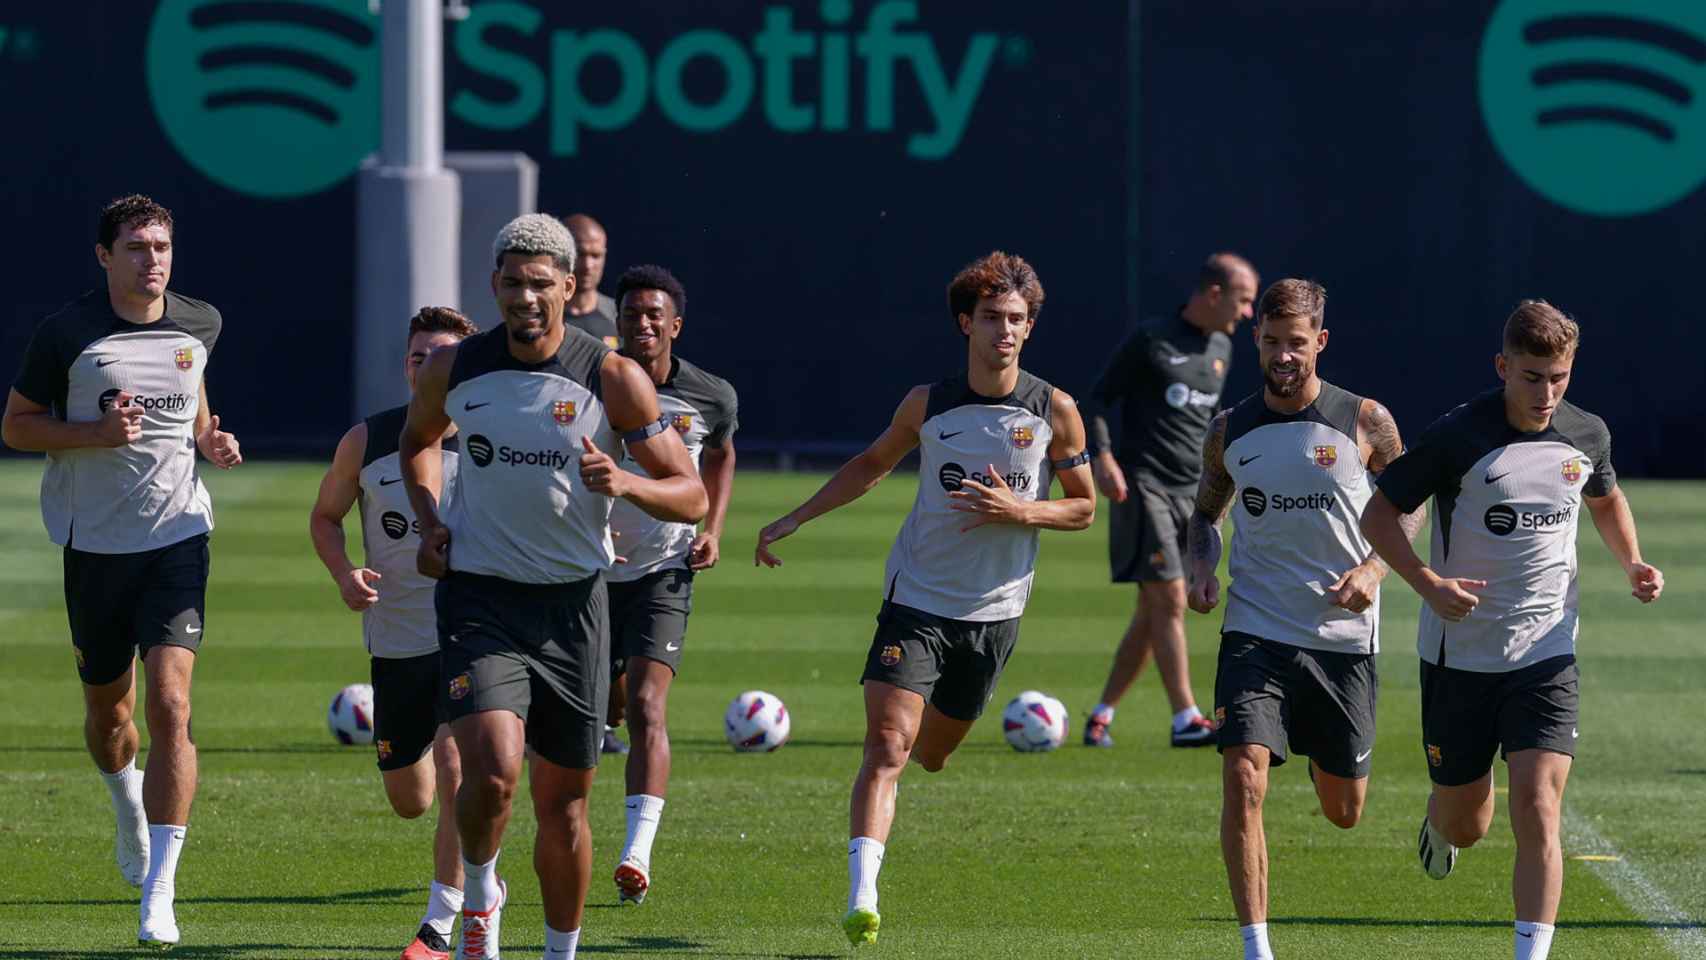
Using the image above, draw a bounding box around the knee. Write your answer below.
[1437,813,1489,848]
[1321,797,1363,830]
[144,689,191,737]
[1223,757,1266,816]
[1143,586,1187,620]
[463,769,517,812]
[388,790,431,820]
[1510,785,1561,838]
[862,730,911,777]
[628,689,667,733]
[87,699,132,734]
[915,751,948,774]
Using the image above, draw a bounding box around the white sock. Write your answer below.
[622,794,665,866]
[1514,921,1555,960]
[1091,703,1115,724]
[544,924,580,958]
[101,759,145,813]
[1173,706,1204,732]
[847,837,884,913]
[422,881,463,937]
[143,825,186,902]
[1241,922,1274,960]
[462,852,502,913]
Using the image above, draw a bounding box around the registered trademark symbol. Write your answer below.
[1002,35,1031,68]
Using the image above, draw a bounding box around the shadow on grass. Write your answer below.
[1230,916,1706,931]
[0,744,347,756]
[0,887,416,908]
[1669,768,1706,776]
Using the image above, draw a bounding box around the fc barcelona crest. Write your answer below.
[552,400,576,424]
[671,413,693,434]
[879,645,902,667]
[1212,357,1226,378]
[1314,444,1338,468]
[174,347,194,370]
[1562,458,1583,484]
[1011,426,1035,449]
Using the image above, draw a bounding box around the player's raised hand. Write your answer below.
[755,515,799,567]
[197,414,243,468]
[950,464,1028,532]
[417,523,450,580]
[579,436,630,497]
[1093,452,1128,504]
[1627,562,1664,603]
[94,391,145,446]
[337,567,382,610]
[689,531,721,570]
[1326,563,1381,614]
[1421,574,1484,622]
[1187,571,1220,614]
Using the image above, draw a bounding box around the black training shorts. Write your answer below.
[608,567,693,679]
[1109,474,1191,583]
[371,652,448,772]
[1214,631,1379,779]
[64,533,209,686]
[860,600,1020,722]
[1419,654,1578,786]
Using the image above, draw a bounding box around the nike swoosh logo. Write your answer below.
[379,477,402,486]
[938,430,963,441]
[1238,455,1262,466]
[185,626,201,635]
[665,641,681,652]
[1167,355,1191,365]
[1517,931,1533,939]
[1355,748,1372,763]
[464,401,490,411]
[1484,471,1510,484]
[96,358,121,368]
[1572,728,1578,739]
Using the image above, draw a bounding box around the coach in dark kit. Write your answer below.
[1081,253,1257,749]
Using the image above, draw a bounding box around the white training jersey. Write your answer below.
[883,372,1058,622]
[441,325,619,584]
[1222,381,1380,654]
[355,404,460,658]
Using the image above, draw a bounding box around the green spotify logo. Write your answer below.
[1480,0,1706,216]
[147,0,380,199]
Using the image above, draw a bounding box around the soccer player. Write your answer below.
[754,252,1096,947]
[602,265,739,905]
[398,215,705,960]
[1,194,242,949]
[1186,280,1422,960]
[1360,300,1664,960]
[561,213,618,348]
[1082,253,1258,748]
[309,306,480,960]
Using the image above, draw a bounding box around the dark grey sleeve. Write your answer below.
[1375,417,1458,514]
[1084,327,1149,454]
[1581,418,1616,498]
[12,318,69,410]
[707,381,739,447]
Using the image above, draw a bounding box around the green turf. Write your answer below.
[0,463,1700,958]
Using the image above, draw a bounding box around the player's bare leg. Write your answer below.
[531,756,596,950]
[1091,580,1208,746]
[450,710,524,958]
[910,704,976,773]
[844,682,927,945]
[1309,760,1366,829]
[385,727,465,958]
[85,665,149,887]
[1221,745,1274,959]
[1507,749,1571,957]
[1420,769,1495,882]
[615,657,674,903]
[137,645,197,947]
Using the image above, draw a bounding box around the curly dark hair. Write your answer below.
[947,251,1044,331]
[408,306,479,340]
[615,264,686,316]
[98,194,174,250]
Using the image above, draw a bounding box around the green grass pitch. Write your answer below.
[0,463,1701,958]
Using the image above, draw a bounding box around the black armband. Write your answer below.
[622,417,669,443]
[1051,450,1092,471]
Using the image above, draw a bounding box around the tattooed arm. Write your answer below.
[1326,399,1427,611]
[1185,412,1234,614]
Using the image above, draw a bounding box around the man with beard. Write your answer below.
[1186,280,1423,960]
[601,264,738,906]
[755,251,1096,946]
[398,214,706,960]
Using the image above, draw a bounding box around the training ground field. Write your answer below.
[1,463,1702,959]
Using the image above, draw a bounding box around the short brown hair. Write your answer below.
[1503,299,1578,358]
[98,194,173,250]
[1258,279,1327,328]
[409,306,478,340]
[1196,251,1255,293]
[947,251,1045,329]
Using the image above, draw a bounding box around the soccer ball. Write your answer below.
[327,683,375,746]
[1002,690,1068,752]
[724,690,790,752]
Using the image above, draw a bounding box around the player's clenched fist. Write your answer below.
[579,436,630,498]
[336,568,382,610]
[1421,573,1485,622]
[1187,572,1220,614]
[417,523,450,580]
[94,391,145,446]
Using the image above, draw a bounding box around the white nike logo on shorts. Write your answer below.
[665,642,681,652]
[185,625,201,635]
[1355,748,1372,763]
[1167,355,1190,365]
[1572,728,1579,739]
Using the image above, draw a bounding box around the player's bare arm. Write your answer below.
[308,423,382,611]
[1325,399,1423,612]
[754,385,926,567]
[585,352,707,523]
[950,388,1095,532]
[1585,484,1664,603]
[1360,490,1485,622]
[1,387,143,450]
[195,376,242,469]
[399,343,456,578]
[1185,412,1233,613]
[689,435,737,570]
